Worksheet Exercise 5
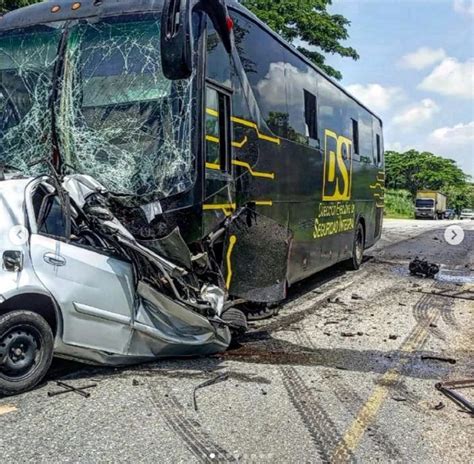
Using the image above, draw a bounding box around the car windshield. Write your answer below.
[416,199,434,207]
[0,26,61,173]
[0,15,195,198]
[462,209,473,213]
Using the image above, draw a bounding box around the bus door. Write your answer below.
[203,82,235,233]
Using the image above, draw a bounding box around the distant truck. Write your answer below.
[415,190,447,219]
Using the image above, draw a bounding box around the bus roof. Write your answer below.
[0,0,382,124]
[227,0,383,125]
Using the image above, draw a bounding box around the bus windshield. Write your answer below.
[0,26,61,174]
[0,16,195,198]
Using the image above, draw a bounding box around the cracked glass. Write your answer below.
[59,16,196,197]
[0,15,196,199]
[0,26,61,174]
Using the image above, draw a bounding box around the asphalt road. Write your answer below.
[1,219,473,463]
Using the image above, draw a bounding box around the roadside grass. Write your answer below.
[384,189,414,219]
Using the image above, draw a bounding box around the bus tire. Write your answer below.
[221,307,248,335]
[347,222,365,270]
[0,310,54,396]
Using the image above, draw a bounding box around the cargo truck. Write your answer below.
[415,190,447,219]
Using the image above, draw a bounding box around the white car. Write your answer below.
[0,174,243,396]
[460,209,474,220]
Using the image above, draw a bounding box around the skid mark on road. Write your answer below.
[148,381,236,463]
[0,404,17,416]
[296,329,401,461]
[331,282,457,462]
[280,365,354,464]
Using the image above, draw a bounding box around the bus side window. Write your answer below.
[304,90,319,147]
[205,85,231,173]
[376,134,382,166]
[352,119,359,157]
[206,23,231,85]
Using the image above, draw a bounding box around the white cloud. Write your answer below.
[392,99,440,127]
[345,83,404,112]
[399,47,447,70]
[453,0,474,15]
[427,121,474,175]
[385,141,409,153]
[419,57,474,98]
[430,121,474,145]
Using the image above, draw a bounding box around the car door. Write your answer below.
[28,187,135,355]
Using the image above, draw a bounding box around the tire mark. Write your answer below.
[296,330,401,461]
[331,381,401,460]
[280,365,355,464]
[148,380,235,463]
[412,293,446,341]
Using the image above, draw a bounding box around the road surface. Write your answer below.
[1,219,473,463]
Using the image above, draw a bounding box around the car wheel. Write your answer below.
[347,222,365,270]
[0,310,54,396]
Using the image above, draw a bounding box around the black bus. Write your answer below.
[0,0,384,308]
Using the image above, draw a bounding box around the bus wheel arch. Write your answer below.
[347,217,365,270]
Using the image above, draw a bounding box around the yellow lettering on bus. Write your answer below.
[323,129,353,202]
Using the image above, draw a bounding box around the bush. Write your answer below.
[384,189,414,218]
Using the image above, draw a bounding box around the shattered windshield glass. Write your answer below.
[0,26,61,173]
[59,16,195,197]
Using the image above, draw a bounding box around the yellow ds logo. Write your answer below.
[322,129,353,201]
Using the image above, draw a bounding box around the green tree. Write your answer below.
[0,0,35,14]
[241,0,359,79]
[385,149,469,197]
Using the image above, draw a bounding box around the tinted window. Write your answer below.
[206,23,231,85]
[358,112,373,162]
[318,78,345,140]
[304,90,318,142]
[376,133,382,166]
[205,87,220,166]
[233,13,287,137]
[285,51,319,145]
[352,119,359,156]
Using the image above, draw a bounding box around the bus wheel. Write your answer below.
[221,307,248,335]
[347,222,365,270]
[0,310,54,396]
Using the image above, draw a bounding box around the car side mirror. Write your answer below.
[3,251,23,272]
[161,0,233,80]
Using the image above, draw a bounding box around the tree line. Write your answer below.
[385,150,473,211]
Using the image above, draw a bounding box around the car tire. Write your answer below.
[347,221,365,271]
[0,310,54,396]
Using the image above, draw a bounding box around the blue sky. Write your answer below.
[326,0,474,177]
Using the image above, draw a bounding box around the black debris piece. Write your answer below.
[409,258,440,278]
[435,379,474,414]
[48,381,97,398]
[421,355,456,364]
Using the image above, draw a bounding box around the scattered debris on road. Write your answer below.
[409,258,440,278]
[433,402,445,411]
[192,373,229,411]
[415,289,474,301]
[48,381,97,398]
[435,379,474,414]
